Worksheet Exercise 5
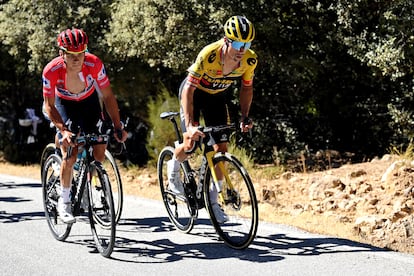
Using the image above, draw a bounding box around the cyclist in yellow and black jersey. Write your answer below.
[168,15,258,223]
[187,38,257,94]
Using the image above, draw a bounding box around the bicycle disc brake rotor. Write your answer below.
[227,189,241,210]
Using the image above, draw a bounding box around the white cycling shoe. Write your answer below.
[212,203,229,224]
[57,198,76,224]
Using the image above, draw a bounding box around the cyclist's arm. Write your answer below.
[239,49,257,128]
[239,83,254,132]
[240,83,253,120]
[42,64,67,134]
[43,96,63,132]
[43,96,74,147]
[100,85,127,142]
[181,76,205,140]
[181,79,196,128]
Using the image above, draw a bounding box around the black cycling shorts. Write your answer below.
[55,90,104,134]
[178,78,231,144]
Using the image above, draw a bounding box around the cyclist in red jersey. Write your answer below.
[167,16,257,223]
[42,28,127,223]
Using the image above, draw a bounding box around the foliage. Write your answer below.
[146,85,180,164]
[107,0,229,71]
[1,0,414,167]
[333,0,414,144]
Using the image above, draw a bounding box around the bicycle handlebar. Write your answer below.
[159,111,250,154]
[184,124,236,155]
[201,124,236,134]
[65,133,110,159]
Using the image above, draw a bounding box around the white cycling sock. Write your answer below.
[61,187,71,203]
[168,156,180,171]
[209,180,223,204]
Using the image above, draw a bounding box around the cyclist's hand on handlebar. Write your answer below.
[240,117,253,133]
[114,128,128,143]
[187,124,205,141]
[59,129,76,147]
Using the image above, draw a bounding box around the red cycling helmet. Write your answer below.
[57,28,88,53]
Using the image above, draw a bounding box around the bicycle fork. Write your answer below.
[206,151,231,205]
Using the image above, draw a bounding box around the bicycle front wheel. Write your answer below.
[41,153,72,241]
[40,143,58,180]
[157,146,196,233]
[88,162,116,258]
[102,149,123,224]
[204,152,259,249]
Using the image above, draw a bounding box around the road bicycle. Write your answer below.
[40,132,123,224]
[41,132,116,257]
[157,111,259,249]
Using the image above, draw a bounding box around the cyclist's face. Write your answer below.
[63,52,85,71]
[227,39,250,61]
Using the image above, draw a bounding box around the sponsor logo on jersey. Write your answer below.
[42,76,51,89]
[208,51,216,63]
[98,66,107,81]
[247,57,257,66]
[200,75,234,90]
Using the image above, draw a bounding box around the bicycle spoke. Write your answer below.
[41,154,72,241]
[157,147,196,233]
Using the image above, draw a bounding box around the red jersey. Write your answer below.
[42,53,110,101]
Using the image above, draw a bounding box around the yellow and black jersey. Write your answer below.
[187,39,258,94]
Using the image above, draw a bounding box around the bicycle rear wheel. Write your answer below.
[41,153,72,241]
[102,150,123,224]
[204,152,259,249]
[157,146,196,233]
[88,162,116,258]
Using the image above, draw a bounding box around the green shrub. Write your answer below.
[147,86,180,165]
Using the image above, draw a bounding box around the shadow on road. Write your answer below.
[0,177,389,263]
[108,216,388,263]
[0,182,41,189]
[0,180,44,223]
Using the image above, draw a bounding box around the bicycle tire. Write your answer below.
[88,162,116,258]
[102,149,123,224]
[41,143,123,224]
[41,153,72,241]
[40,143,57,180]
[204,152,259,249]
[157,146,196,233]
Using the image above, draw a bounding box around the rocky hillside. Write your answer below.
[255,154,414,254]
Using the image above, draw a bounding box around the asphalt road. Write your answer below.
[1,174,414,276]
